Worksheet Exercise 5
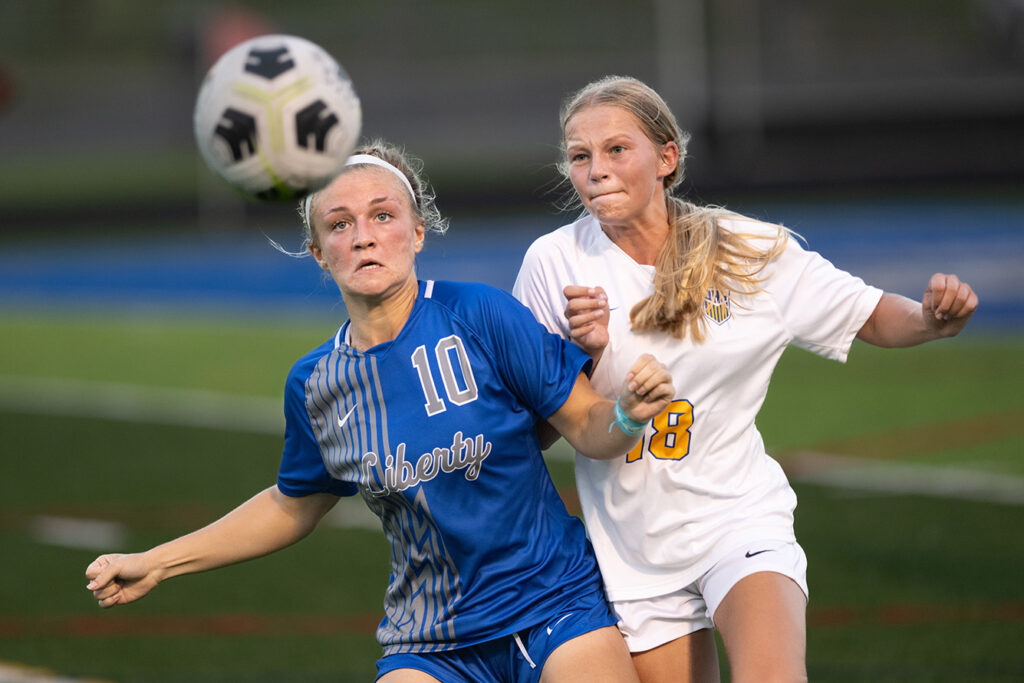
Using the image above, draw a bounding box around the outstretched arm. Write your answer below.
[547,354,673,460]
[85,486,338,608]
[857,273,978,348]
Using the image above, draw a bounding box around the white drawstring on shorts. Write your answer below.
[513,632,537,669]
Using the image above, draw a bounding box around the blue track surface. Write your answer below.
[2,197,1022,330]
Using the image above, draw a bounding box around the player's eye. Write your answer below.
[374,211,393,222]
[610,145,625,154]
[569,152,588,163]
[331,220,349,231]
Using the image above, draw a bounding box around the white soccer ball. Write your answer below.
[193,34,361,201]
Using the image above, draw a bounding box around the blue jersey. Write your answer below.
[278,280,603,655]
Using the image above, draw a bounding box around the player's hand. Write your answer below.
[85,553,161,608]
[564,285,609,360]
[922,273,977,338]
[619,354,673,424]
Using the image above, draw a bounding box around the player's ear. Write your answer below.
[657,141,679,180]
[309,244,329,270]
[413,224,425,253]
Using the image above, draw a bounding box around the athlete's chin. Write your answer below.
[343,273,417,304]
[340,275,393,299]
[587,203,633,225]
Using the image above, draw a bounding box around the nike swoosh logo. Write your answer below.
[547,613,573,635]
[337,405,356,428]
[745,549,774,558]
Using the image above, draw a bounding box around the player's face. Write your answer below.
[308,167,425,304]
[564,104,677,231]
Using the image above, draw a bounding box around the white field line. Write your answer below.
[3,375,1021,507]
[0,660,112,683]
[26,498,380,541]
[0,375,283,435]
[29,516,127,552]
[784,452,1024,506]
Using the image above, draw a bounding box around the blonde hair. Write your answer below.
[559,75,791,341]
[297,138,448,252]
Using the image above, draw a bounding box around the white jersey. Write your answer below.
[513,214,883,601]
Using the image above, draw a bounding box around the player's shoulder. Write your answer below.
[718,213,802,257]
[524,214,592,252]
[718,214,782,239]
[520,215,601,275]
[424,280,540,345]
[427,279,521,315]
[286,334,337,385]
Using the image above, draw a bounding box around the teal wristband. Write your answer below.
[609,397,648,436]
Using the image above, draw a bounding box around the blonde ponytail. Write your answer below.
[630,198,789,341]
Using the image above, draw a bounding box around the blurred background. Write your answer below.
[1,1,1023,681]
[3,0,1024,216]
[1,0,1023,320]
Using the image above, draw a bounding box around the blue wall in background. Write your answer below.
[2,197,1021,331]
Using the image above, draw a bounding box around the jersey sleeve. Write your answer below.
[513,234,573,340]
[461,282,590,420]
[277,357,358,498]
[766,234,884,362]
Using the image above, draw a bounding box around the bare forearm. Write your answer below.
[549,357,672,461]
[856,293,936,348]
[858,275,977,348]
[566,399,642,460]
[147,486,328,581]
[85,486,337,608]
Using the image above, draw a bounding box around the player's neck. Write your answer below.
[601,220,668,266]
[598,201,670,266]
[345,279,419,351]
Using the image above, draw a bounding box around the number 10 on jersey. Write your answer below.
[411,335,480,416]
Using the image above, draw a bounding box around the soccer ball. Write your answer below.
[193,34,361,201]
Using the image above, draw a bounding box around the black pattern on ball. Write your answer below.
[244,47,295,79]
[214,108,257,162]
[295,100,338,152]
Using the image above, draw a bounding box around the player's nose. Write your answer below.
[351,221,376,248]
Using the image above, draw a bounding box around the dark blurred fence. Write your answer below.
[1,0,1023,230]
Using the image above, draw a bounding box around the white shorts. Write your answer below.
[613,540,809,653]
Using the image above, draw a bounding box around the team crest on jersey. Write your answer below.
[703,289,731,325]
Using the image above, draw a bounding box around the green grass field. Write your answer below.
[1,311,1022,681]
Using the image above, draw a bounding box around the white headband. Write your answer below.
[303,154,416,229]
